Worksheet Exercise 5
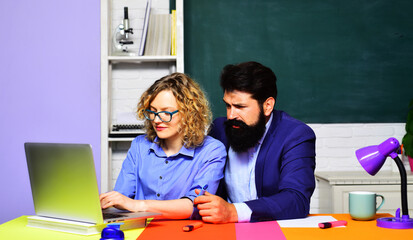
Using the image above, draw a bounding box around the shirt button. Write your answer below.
[157,193,160,197]
[159,176,163,179]
[165,160,169,164]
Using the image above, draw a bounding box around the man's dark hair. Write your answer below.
[220,61,277,104]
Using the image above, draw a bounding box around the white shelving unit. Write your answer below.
[100,0,184,192]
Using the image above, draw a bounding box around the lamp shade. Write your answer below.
[355,138,400,175]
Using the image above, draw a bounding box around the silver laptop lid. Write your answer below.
[25,143,104,224]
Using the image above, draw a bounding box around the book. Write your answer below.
[144,13,156,55]
[110,124,145,138]
[144,13,171,56]
[157,14,171,56]
[27,215,147,235]
[139,0,152,56]
[171,10,177,56]
[27,216,105,235]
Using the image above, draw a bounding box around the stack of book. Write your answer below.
[139,0,177,56]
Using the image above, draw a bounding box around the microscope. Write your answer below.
[112,7,134,55]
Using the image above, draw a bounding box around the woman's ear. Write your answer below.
[262,97,275,117]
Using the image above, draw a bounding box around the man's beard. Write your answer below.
[224,111,267,153]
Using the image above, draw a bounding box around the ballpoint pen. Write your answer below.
[197,184,208,196]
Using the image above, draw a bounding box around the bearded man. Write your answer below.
[194,61,316,223]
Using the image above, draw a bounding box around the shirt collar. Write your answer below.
[149,137,195,158]
[257,112,273,146]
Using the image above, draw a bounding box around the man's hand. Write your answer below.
[99,191,145,212]
[193,189,238,223]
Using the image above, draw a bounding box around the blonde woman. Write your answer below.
[100,73,226,219]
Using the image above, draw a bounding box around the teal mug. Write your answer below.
[349,191,385,220]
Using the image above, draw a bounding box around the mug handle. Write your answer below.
[376,194,385,211]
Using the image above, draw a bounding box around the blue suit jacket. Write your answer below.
[210,110,316,222]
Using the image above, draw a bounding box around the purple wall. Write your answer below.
[0,1,100,224]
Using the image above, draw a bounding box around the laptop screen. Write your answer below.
[25,143,104,224]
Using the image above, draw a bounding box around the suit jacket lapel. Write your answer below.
[254,111,280,197]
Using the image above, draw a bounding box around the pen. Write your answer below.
[197,184,208,196]
[318,220,347,229]
[183,222,203,232]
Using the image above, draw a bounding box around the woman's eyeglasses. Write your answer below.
[144,109,179,123]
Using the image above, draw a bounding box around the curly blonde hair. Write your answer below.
[137,73,212,148]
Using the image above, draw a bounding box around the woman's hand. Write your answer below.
[99,191,146,212]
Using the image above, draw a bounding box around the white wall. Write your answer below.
[0,0,100,224]
[309,122,407,213]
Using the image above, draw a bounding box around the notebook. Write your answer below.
[24,142,160,227]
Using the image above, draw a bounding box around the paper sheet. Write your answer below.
[277,216,338,228]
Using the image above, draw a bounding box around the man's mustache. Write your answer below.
[224,119,248,128]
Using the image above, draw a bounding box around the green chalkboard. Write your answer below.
[183,0,413,123]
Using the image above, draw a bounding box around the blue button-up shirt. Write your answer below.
[225,113,273,222]
[114,135,226,202]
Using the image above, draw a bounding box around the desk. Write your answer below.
[1,214,413,239]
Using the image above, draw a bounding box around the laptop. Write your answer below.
[24,142,160,226]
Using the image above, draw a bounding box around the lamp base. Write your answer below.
[376,216,413,229]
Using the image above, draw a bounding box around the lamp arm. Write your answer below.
[393,156,409,216]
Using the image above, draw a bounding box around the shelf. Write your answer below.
[108,55,177,63]
[108,137,136,142]
[108,130,144,140]
[101,0,184,193]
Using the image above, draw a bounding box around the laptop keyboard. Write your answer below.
[103,212,125,219]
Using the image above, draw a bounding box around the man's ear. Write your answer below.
[262,97,275,117]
